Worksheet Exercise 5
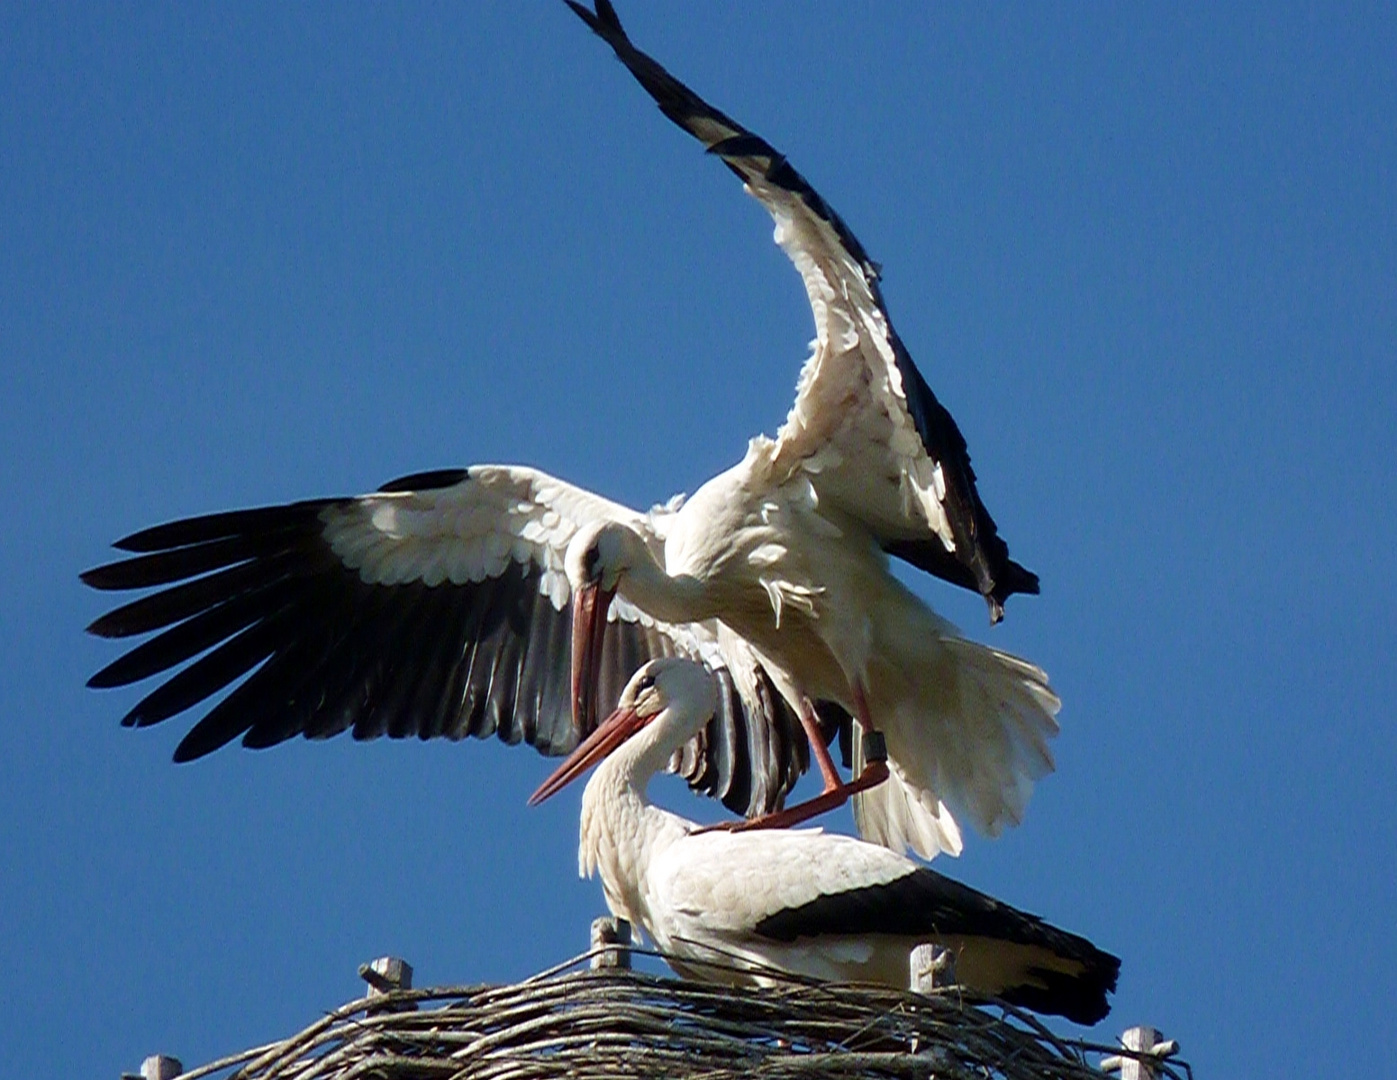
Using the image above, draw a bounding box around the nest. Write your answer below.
[172,948,1191,1080]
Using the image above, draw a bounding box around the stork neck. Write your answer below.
[618,546,717,625]
[578,722,690,897]
[591,722,678,813]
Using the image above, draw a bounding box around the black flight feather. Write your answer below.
[84,472,804,819]
[755,866,1119,1025]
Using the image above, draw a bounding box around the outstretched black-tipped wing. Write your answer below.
[83,465,808,817]
[567,0,1037,620]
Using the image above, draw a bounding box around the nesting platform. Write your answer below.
[134,945,1190,1080]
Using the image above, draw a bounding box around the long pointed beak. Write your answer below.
[529,705,645,806]
[570,580,616,736]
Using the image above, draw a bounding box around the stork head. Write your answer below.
[530,657,716,806]
[564,521,638,736]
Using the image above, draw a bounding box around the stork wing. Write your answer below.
[668,628,812,822]
[660,829,1119,1024]
[83,465,804,817]
[567,1,1037,620]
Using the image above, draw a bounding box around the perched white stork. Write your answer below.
[83,1,1055,857]
[531,658,1118,1026]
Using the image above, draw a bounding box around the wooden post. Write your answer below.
[359,955,415,1013]
[590,916,631,970]
[133,1055,181,1080]
[359,955,413,994]
[1119,1026,1160,1080]
[1100,1026,1179,1080]
[909,942,956,994]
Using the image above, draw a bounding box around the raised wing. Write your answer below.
[83,465,805,816]
[567,0,1038,620]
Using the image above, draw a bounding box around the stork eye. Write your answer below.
[638,673,656,691]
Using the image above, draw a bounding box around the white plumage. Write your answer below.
[531,658,1117,1025]
[565,445,1059,858]
[84,2,1056,855]
[563,2,1057,858]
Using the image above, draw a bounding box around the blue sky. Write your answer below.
[3,3,1394,1075]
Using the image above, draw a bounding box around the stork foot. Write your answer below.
[699,758,890,835]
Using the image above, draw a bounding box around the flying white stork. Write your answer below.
[531,658,1118,1026]
[82,0,1056,857]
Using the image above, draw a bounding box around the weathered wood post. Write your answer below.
[359,955,415,1013]
[1100,1025,1179,1080]
[590,915,632,970]
[119,1054,182,1080]
[909,942,956,994]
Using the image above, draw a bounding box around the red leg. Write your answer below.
[851,681,873,732]
[797,698,845,793]
[700,683,889,834]
[716,754,889,833]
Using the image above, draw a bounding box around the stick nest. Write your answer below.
[174,948,1191,1080]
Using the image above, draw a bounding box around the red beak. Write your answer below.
[570,580,616,738]
[529,704,646,806]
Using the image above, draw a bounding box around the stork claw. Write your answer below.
[700,759,891,835]
[692,820,743,835]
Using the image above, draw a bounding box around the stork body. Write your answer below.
[532,660,1117,1026]
[571,441,1059,858]
[83,2,1057,858]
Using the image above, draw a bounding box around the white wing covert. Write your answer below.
[655,829,913,936]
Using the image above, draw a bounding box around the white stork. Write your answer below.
[531,658,1118,1026]
[82,1,1056,857]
